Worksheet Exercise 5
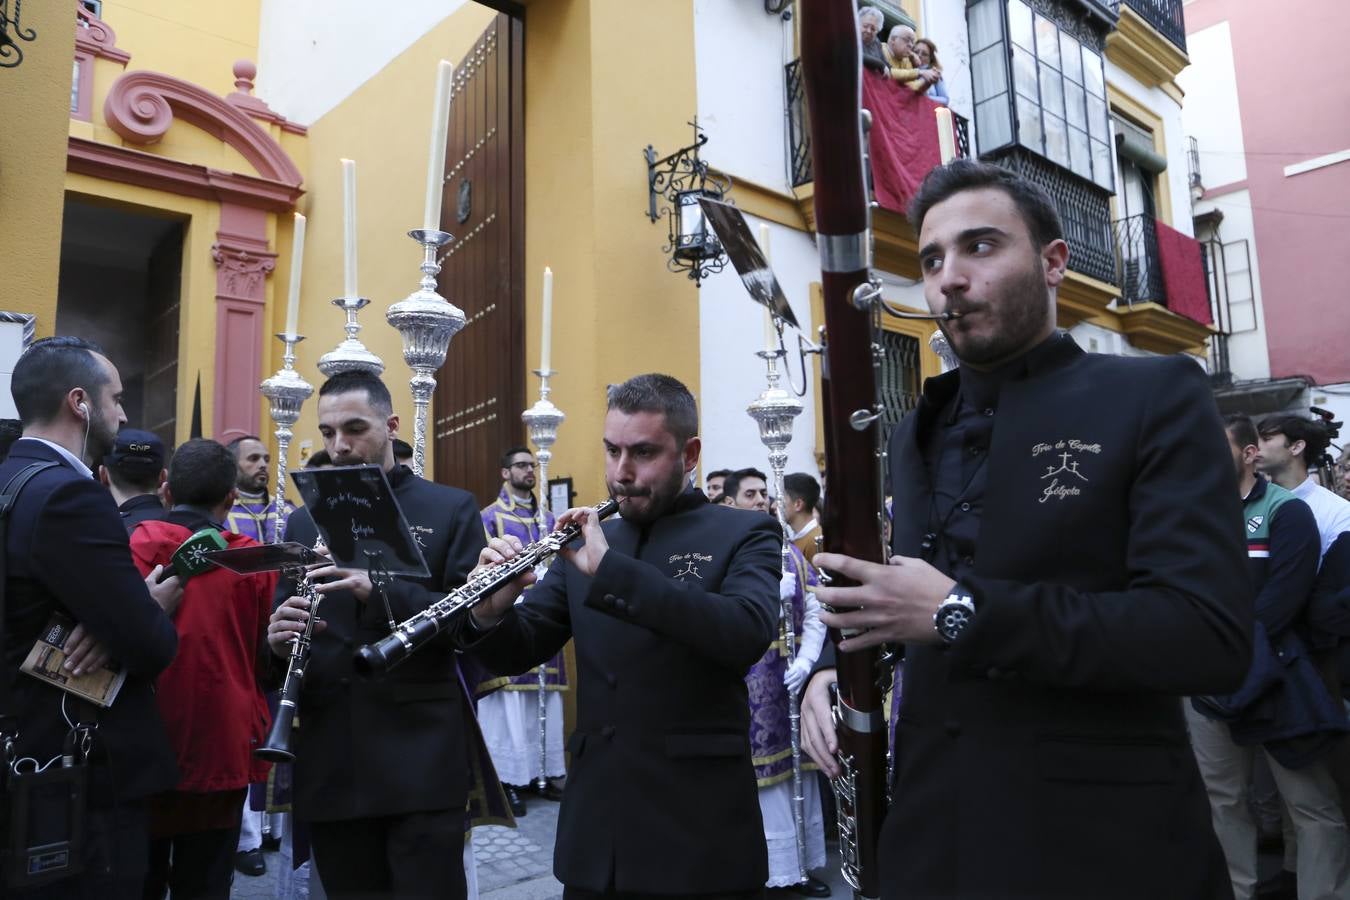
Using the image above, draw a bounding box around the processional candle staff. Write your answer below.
[260,212,314,540]
[746,224,810,886]
[319,157,385,378]
[387,59,467,476]
[931,108,960,369]
[522,265,565,790]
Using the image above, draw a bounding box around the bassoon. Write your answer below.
[800,2,890,897]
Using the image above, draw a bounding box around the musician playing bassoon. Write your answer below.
[465,374,783,899]
[800,162,1254,899]
[266,370,487,899]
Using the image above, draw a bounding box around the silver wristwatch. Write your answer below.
[934,585,976,644]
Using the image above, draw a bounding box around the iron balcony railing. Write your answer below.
[1110,0,1187,53]
[785,58,969,189]
[1112,212,1167,307]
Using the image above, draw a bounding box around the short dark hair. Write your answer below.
[1224,414,1259,450]
[606,374,698,445]
[783,472,821,511]
[1258,414,1331,461]
[908,159,1064,250]
[0,419,22,462]
[500,445,533,468]
[705,468,732,482]
[226,435,263,458]
[11,336,110,426]
[318,370,394,416]
[168,439,238,508]
[393,439,413,461]
[305,449,332,468]
[722,467,768,502]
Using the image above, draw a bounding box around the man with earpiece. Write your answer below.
[0,336,183,897]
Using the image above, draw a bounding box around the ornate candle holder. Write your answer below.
[317,296,385,377]
[521,366,565,791]
[387,228,466,477]
[930,329,959,373]
[745,334,808,885]
[259,333,314,539]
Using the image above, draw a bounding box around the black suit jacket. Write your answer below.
[0,439,179,805]
[469,490,782,894]
[880,338,1253,899]
[280,465,485,822]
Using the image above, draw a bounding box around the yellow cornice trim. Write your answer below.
[1057,269,1121,329]
[710,168,807,231]
[1112,301,1214,354]
[1105,6,1189,87]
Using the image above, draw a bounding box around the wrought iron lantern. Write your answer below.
[645,120,732,285]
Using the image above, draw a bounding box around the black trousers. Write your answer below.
[12,802,149,900]
[309,809,466,900]
[142,823,240,900]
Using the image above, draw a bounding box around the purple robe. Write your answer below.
[746,541,819,786]
[476,486,569,695]
[225,491,292,544]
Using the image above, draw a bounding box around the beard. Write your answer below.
[509,472,536,493]
[333,432,389,467]
[607,462,689,526]
[85,410,118,467]
[939,254,1053,367]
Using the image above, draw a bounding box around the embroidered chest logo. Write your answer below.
[1247,515,1264,533]
[668,551,712,581]
[1032,439,1101,504]
[409,524,434,549]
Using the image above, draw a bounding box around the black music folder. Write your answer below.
[289,464,431,578]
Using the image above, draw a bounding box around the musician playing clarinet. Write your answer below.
[799,161,1254,899]
[266,370,486,899]
[466,373,782,899]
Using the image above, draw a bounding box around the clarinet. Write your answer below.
[353,499,619,677]
[256,542,327,763]
[801,3,891,898]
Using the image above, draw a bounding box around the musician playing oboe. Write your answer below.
[266,371,486,899]
[466,374,782,899]
[799,162,1254,899]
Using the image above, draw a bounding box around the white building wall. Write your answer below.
[1178,21,1272,382]
[255,0,469,126]
[919,0,976,127]
[698,216,823,484]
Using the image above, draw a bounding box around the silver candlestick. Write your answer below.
[930,329,959,373]
[259,333,314,540]
[745,334,808,887]
[522,367,565,792]
[318,296,385,377]
[387,228,466,477]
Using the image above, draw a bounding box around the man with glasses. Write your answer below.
[475,446,568,815]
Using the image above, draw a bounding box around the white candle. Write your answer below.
[341,158,358,298]
[541,266,554,372]
[423,60,454,232]
[285,212,305,337]
[936,107,957,165]
[759,224,776,352]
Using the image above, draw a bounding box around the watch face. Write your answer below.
[936,602,973,642]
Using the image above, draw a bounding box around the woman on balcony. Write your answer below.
[913,38,949,107]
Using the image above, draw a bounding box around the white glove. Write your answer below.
[779,570,798,601]
[783,656,812,694]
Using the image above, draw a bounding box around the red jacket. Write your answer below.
[131,519,276,791]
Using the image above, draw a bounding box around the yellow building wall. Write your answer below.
[1,2,78,336]
[521,0,702,505]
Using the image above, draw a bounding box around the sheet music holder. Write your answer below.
[289,464,431,579]
[697,197,800,330]
[205,541,325,575]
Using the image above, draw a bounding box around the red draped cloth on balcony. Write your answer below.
[1153,220,1213,325]
[860,70,943,214]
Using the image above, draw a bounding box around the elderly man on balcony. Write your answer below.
[883,24,939,94]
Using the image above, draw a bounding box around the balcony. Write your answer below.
[1111,0,1186,54]
[1110,212,1214,353]
[784,58,968,190]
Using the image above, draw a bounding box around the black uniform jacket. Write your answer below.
[0,439,179,805]
[469,490,782,894]
[280,465,485,822]
[882,339,1253,899]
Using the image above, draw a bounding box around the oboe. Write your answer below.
[256,541,327,763]
[353,499,619,677]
